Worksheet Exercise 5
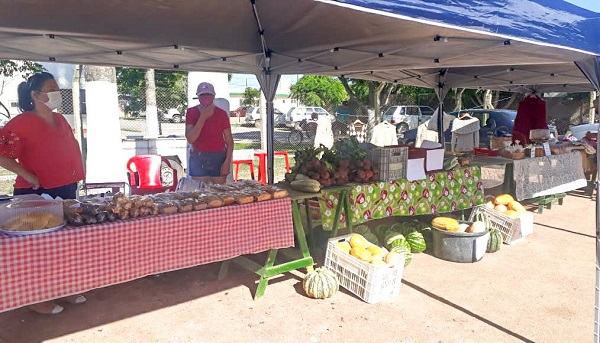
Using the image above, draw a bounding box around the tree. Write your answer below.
[116,67,187,115]
[242,87,261,106]
[0,60,45,116]
[289,76,347,111]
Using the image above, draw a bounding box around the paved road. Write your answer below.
[120,118,298,143]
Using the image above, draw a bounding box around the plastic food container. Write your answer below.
[529,129,551,141]
[0,200,65,232]
[431,224,490,263]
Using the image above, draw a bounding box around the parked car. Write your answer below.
[231,105,251,117]
[565,123,599,141]
[381,105,435,134]
[285,106,333,127]
[159,108,184,123]
[244,106,286,127]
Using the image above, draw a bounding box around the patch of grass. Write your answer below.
[0,177,14,195]
[234,142,261,150]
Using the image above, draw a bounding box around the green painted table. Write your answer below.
[317,166,485,234]
[218,189,315,300]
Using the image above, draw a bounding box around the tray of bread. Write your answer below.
[0,200,65,235]
[64,180,289,227]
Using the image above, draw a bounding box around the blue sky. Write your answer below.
[565,0,600,12]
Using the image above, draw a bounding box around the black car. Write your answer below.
[399,109,516,147]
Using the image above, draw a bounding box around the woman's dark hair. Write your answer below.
[17,72,55,112]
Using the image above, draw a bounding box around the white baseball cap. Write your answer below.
[196,82,216,96]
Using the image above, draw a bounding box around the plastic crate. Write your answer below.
[324,234,405,304]
[469,205,533,245]
[367,146,408,181]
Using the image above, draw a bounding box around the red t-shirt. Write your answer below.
[0,112,85,190]
[185,106,231,152]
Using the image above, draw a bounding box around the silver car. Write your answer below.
[245,106,286,127]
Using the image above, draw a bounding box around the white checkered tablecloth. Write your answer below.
[0,198,294,312]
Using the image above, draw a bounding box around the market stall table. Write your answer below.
[0,198,295,312]
[471,155,515,194]
[317,166,485,235]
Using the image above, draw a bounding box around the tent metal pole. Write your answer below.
[595,120,600,342]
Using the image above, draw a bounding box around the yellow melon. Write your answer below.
[507,200,526,213]
[494,194,514,205]
[494,204,508,213]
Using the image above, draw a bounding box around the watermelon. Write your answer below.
[363,232,380,246]
[390,245,412,266]
[385,234,411,251]
[353,225,371,235]
[406,231,426,253]
[375,224,392,243]
[487,229,502,253]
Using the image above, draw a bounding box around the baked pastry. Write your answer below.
[230,192,254,205]
[261,186,288,199]
[3,212,64,231]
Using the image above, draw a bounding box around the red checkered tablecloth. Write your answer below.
[0,198,294,312]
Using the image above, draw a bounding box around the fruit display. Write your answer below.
[375,220,431,254]
[285,138,380,190]
[62,180,288,227]
[302,267,339,299]
[334,233,408,267]
[487,229,503,253]
[485,194,527,218]
[431,213,490,234]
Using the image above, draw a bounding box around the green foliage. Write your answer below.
[290,76,347,108]
[242,87,261,106]
[0,60,45,79]
[116,68,187,114]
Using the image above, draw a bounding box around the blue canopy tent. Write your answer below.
[0,0,599,337]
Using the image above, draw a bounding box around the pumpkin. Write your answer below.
[303,267,339,299]
[487,229,503,253]
[494,194,514,205]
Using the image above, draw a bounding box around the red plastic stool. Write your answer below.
[232,149,256,181]
[126,155,180,195]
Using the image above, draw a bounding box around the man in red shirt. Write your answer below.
[185,82,234,184]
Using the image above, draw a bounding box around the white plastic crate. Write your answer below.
[469,205,534,245]
[324,234,405,304]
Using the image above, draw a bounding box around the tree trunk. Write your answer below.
[145,69,160,138]
[454,88,465,111]
[483,90,493,109]
[84,66,125,183]
[499,92,519,109]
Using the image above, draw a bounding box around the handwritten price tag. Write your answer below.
[543,142,551,156]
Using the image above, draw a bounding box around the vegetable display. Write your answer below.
[303,267,339,299]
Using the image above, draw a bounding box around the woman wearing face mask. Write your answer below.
[0,72,86,314]
[185,82,234,184]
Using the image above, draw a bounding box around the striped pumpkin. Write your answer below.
[487,229,503,253]
[303,267,339,299]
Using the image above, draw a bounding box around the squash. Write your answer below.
[431,217,460,232]
[487,229,503,253]
[349,233,368,249]
[457,223,470,233]
[467,221,486,233]
[289,179,321,193]
[507,200,526,213]
[384,251,404,266]
[366,245,386,256]
[350,247,373,262]
[335,241,351,254]
[303,267,339,299]
[494,194,514,205]
[485,201,495,209]
[494,204,508,213]
[504,210,520,218]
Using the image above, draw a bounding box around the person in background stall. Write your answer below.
[185,82,234,184]
[0,71,86,315]
[335,100,352,124]
[512,90,548,144]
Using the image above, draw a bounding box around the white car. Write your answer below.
[381,105,435,134]
[244,106,286,127]
[160,108,184,123]
[566,123,599,141]
[285,106,333,127]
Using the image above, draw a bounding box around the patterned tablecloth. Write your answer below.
[0,198,294,313]
[317,167,485,230]
[513,151,587,200]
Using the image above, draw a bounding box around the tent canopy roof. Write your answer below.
[0,0,597,92]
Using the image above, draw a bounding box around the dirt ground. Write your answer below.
[0,190,596,343]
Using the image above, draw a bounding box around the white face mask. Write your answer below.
[43,91,62,111]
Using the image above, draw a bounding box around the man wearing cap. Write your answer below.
[185,82,234,184]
